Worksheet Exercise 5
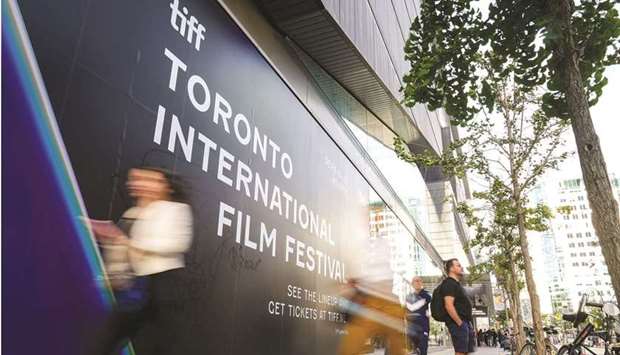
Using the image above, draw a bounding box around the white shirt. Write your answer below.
[128,200,193,276]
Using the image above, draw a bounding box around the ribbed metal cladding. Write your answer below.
[254,0,435,154]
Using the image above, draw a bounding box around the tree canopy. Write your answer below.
[402,0,620,124]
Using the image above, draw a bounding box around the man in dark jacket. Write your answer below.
[406,276,432,355]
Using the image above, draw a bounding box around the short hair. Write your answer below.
[445,258,458,274]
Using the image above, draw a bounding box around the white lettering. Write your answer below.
[213,93,232,133]
[187,75,211,112]
[285,235,295,263]
[243,214,256,250]
[154,105,166,144]
[281,153,293,179]
[217,147,234,187]
[197,133,217,172]
[259,223,277,257]
[164,48,187,91]
[233,113,251,145]
[268,139,280,169]
[168,114,194,162]
[236,159,253,197]
[217,202,235,237]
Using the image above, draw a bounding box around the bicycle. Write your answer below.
[557,295,620,355]
[518,326,558,355]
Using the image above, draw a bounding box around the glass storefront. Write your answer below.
[290,42,444,305]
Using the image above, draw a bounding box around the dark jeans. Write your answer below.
[89,268,188,355]
[447,320,475,354]
[408,326,429,355]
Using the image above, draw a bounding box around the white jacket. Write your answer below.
[128,200,193,276]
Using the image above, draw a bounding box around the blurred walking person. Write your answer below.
[338,279,407,355]
[89,167,193,355]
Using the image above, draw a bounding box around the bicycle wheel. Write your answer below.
[558,345,571,355]
[519,343,537,355]
[558,345,581,355]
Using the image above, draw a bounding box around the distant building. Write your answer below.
[533,174,619,310]
[368,200,441,304]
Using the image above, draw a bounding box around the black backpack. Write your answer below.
[430,279,449,322]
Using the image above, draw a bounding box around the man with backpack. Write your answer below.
[430,258,475,355]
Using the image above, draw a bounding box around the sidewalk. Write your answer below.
[371,345,504,355]
[427,345,504,355]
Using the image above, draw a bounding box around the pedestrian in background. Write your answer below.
[406,276,432,355]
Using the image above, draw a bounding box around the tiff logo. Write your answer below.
[169,0,206,51]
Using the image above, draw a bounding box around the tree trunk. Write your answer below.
[507,261,526,351]
[515,207,546,355]
[548,0,620,302]
[506,108,546,355]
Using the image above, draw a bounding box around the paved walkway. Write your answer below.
[371,345,504,355]
[430,345,504,355]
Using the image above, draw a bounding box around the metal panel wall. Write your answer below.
[322,0,444,153]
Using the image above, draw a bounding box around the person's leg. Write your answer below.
[409,324,422,354]
[418,331,429,355]
[338,320,374,355]
[448,322,469,355]
[408,332,418,354]
[89,307,148,355]
[147,269,190,355]
[466,322,475,354]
